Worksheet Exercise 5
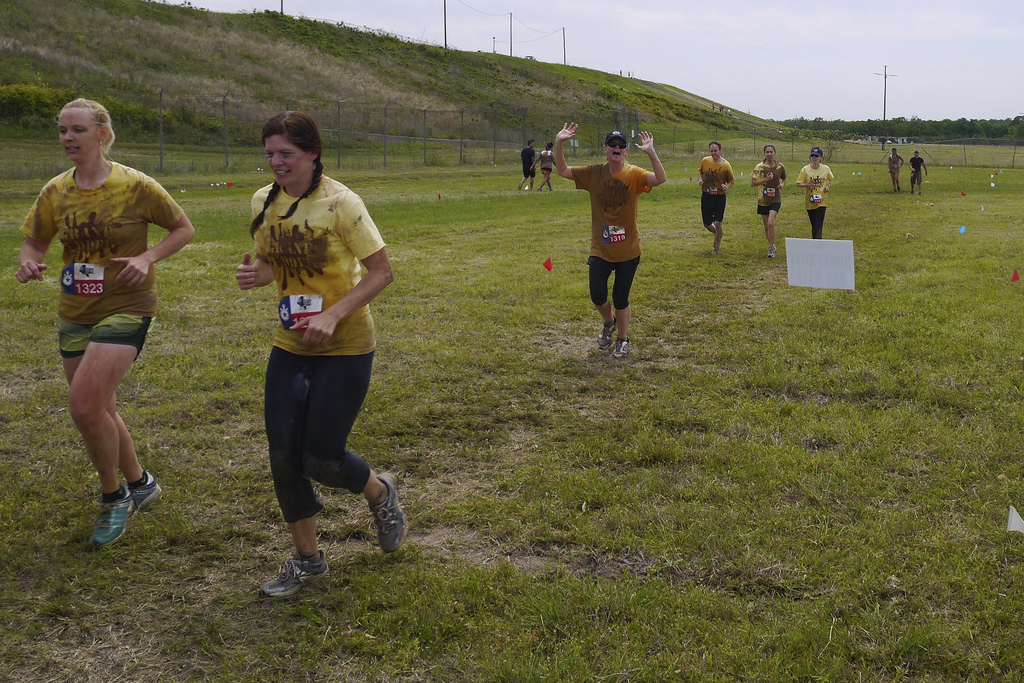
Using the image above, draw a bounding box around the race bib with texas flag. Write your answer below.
[61,263,105,296]
[278,294,323,329]
[763,187,776,198]
[602,225,626,244]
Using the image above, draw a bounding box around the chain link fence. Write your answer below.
[7,89,1023,178]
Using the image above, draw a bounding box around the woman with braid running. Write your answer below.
[235,111,406,598]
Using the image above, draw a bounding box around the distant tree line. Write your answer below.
[777,116,1024,141]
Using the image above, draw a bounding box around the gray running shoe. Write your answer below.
[89,492,137,547]
[261,551,329,598]
[612,337,631,358]
[370,474,406,553]
[598,316,616,349]
[130,472,162,511]
[711,248,719,255]
[767,246,777,258]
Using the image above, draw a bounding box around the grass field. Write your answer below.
[3,154,1024,681]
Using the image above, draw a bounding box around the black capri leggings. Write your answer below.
[588,255,641,310]
[264,346,375,523]
[807,207,827,240]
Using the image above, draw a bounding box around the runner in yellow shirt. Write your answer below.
[795,147,835,239]
[16,98,195,547]
[750,144,787,258]
[554,125,667,359]
[236,111,406,597]
[698,142,735,255]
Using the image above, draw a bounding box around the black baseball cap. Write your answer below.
[810,147,824,157]
[605,131,628,145]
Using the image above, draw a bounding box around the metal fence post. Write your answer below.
[221,92,229,169]
[342,101,350,171]
[383,101,390,169]
[158,89,164,173]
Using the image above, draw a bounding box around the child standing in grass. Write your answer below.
[553,124,667,359]
[236,111,406,598]
[15,98,195,547]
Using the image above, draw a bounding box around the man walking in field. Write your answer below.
[518,140,537,191]
[908,150,927,195]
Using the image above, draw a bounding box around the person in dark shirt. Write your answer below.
[518,140,537,190]
[908,151,928,195]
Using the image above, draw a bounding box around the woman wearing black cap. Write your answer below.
[795,147,834,239]
[553,123,666,359]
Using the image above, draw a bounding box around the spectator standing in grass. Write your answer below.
[698,141,735,254]
[15,98,195,547]
[750,144,787,258]
[518,139,537,190]
[887,147,905,192]
[908,150,927,195]
[553,125,667,359]
[537,142,554,191]
[236,111,406,598]
[796,147,834,239]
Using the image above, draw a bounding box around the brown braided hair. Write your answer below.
[249,111,324,237]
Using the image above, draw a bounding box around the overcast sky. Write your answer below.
[193,0,1024,122]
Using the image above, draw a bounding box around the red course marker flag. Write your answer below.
[961,191,966,196]
[1013,270,1020,282]
[543,258,553,271]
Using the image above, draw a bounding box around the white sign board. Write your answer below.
[785,238,855,290]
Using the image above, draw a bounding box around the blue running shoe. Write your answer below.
[130,472,162,511]
[89,492,137,547]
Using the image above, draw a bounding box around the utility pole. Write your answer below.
[509,13,512,57]
[873,65,897,146]
[443,0,447,49]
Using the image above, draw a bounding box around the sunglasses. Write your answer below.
[606,141,628,149]
[810,154,821,158]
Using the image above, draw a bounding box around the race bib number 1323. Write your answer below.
[61,263,105,296]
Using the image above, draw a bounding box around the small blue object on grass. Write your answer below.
[959,226,966,234]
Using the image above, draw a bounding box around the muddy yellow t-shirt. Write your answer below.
[572,163,652,262]
[20,162,185,323]
[796,164,834,210]
[252,176,386,356]
[752,161,787,206]
[698,156,735,194]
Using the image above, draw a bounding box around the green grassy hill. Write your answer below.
[0,0,779,136]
